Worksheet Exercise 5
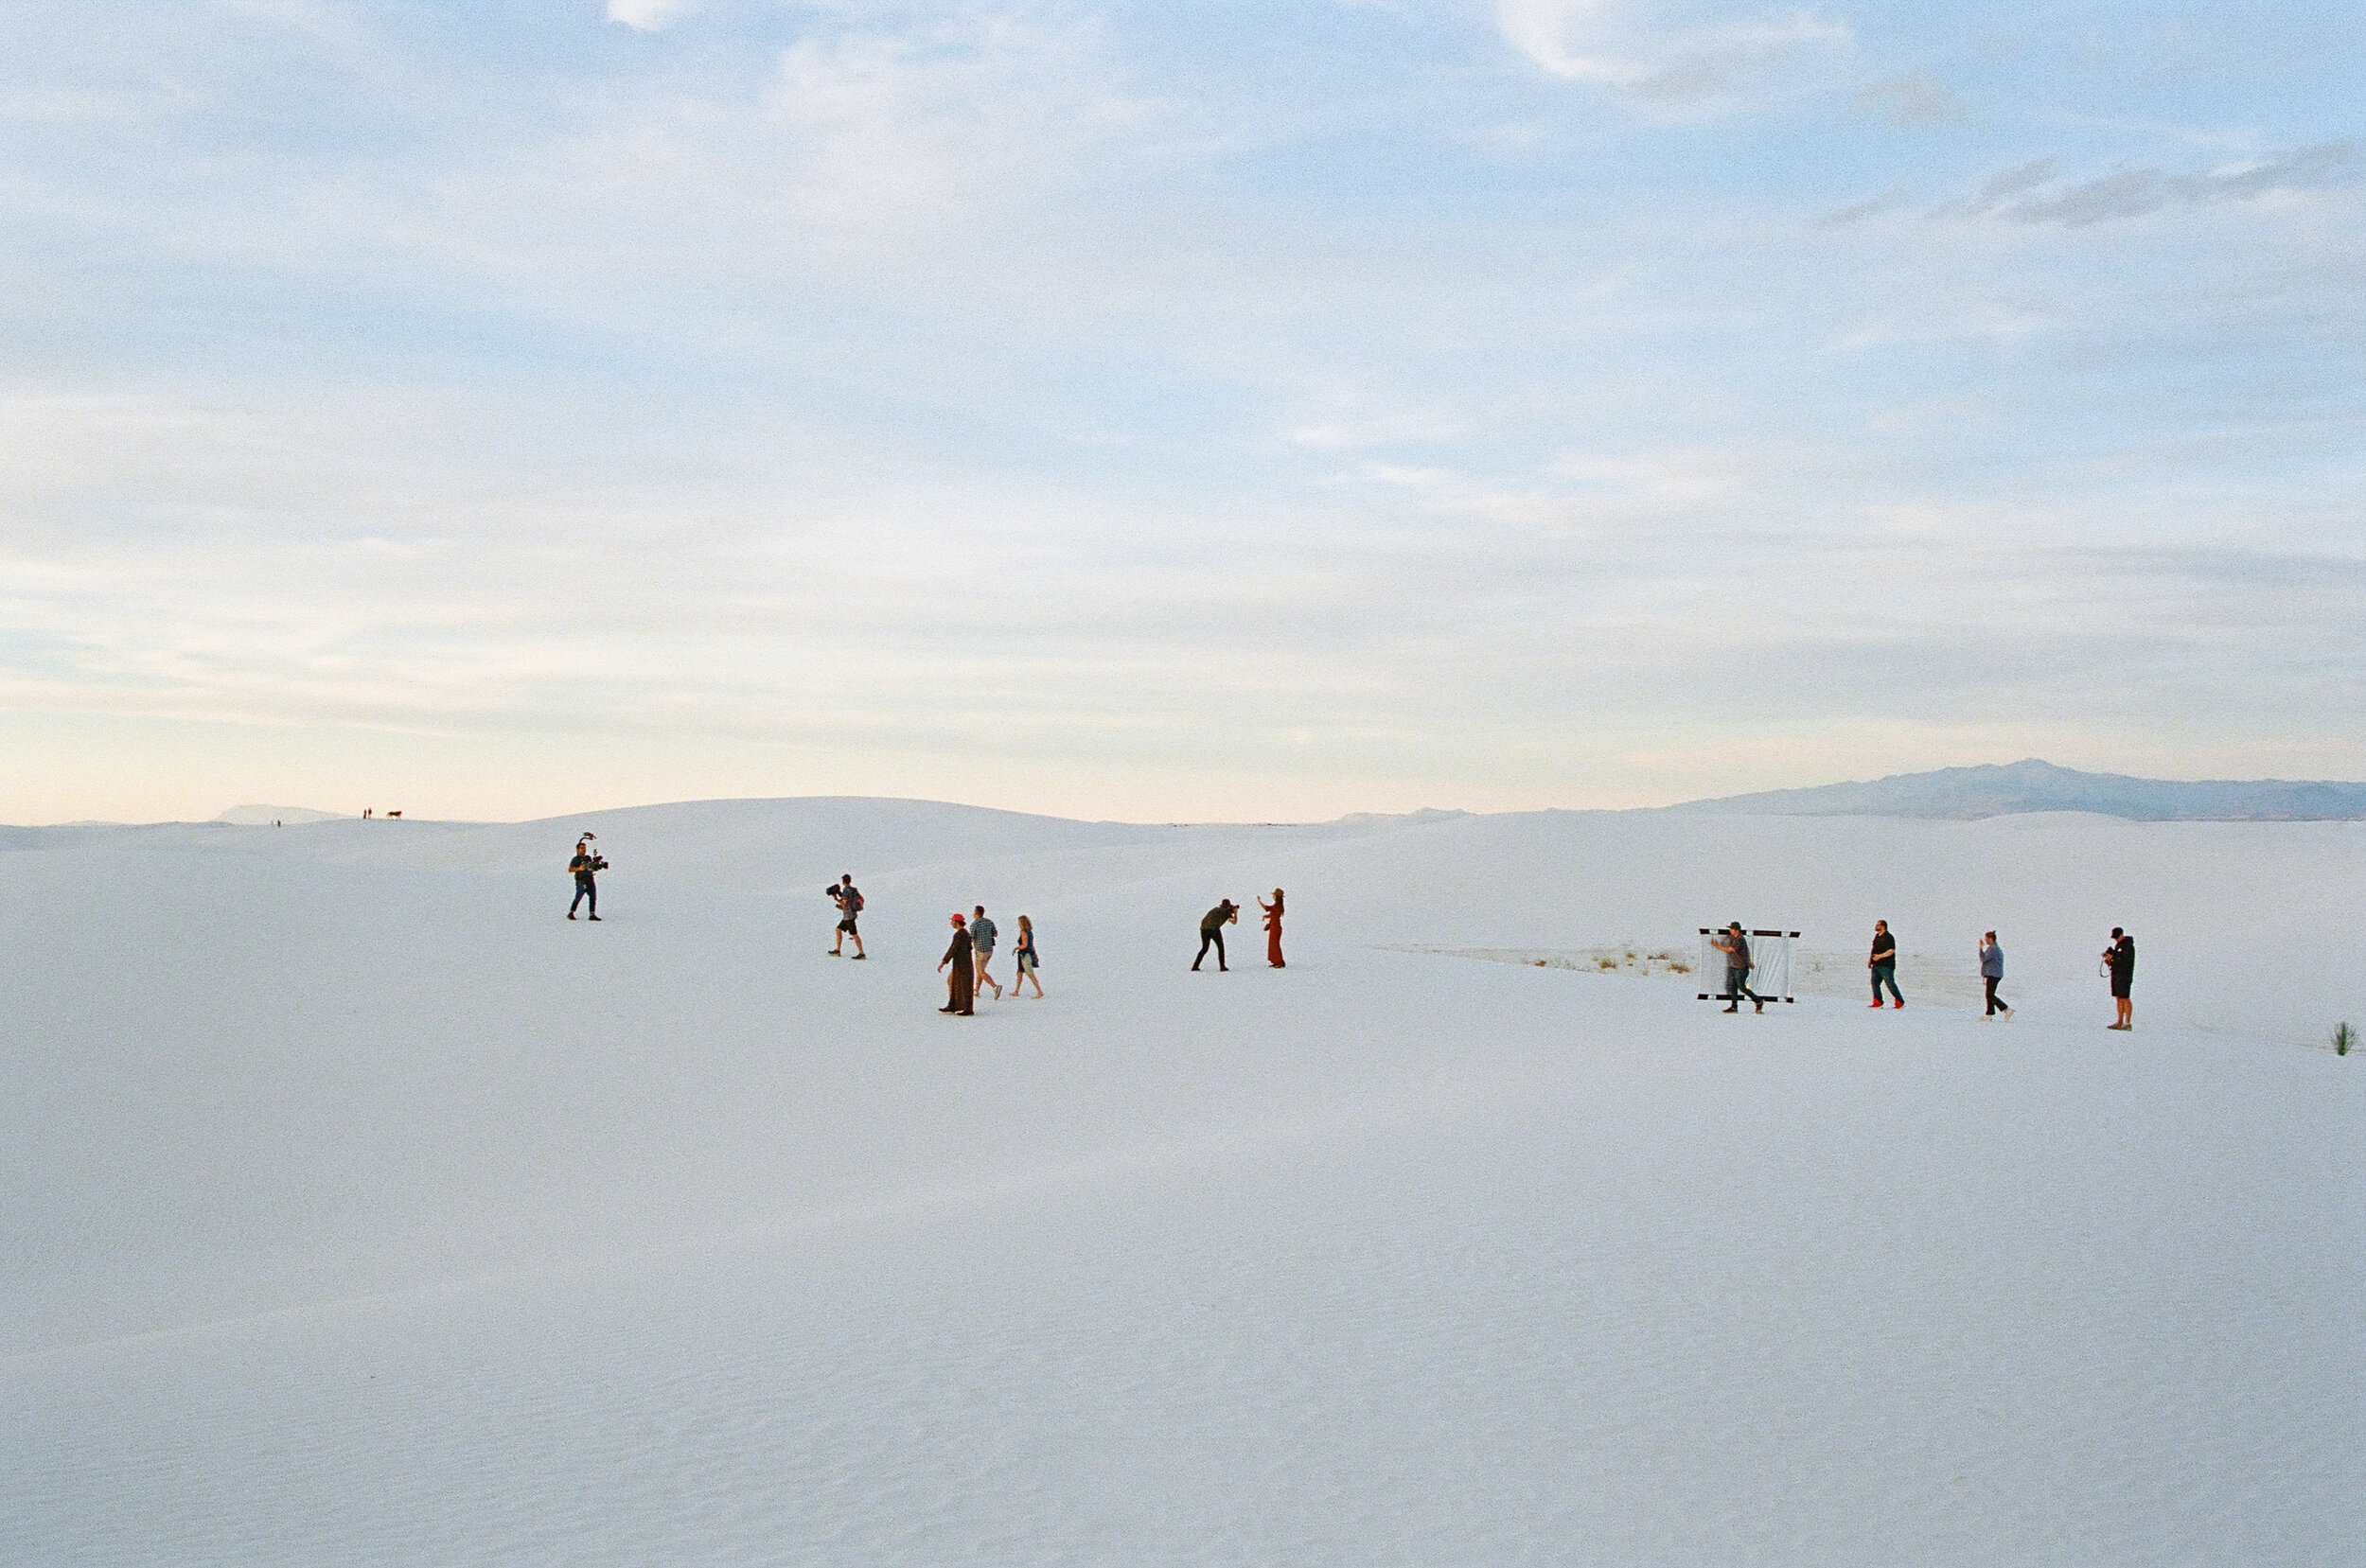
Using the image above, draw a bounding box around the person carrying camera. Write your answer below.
[567,835,604,921]
[828,874,866,958]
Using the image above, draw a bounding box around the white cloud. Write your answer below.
[607,0,701,31]
[1495,0,1851,99]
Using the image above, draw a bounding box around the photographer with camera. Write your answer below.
[828,873,866,959]
[567,834,606,921]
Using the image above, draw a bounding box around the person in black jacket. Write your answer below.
[2105,927,2135,1030]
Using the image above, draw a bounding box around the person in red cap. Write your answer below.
[938,913,975,1015]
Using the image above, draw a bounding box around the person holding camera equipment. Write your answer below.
[567,835,606,921]
[1192,899,1239,972]
[828,873,866,958]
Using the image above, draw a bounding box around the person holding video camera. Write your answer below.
[828,873,866,958]
[567,835,606,921]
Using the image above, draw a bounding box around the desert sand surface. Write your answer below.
[3,800,2359,1564]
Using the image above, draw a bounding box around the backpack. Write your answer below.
[849,889,864,913]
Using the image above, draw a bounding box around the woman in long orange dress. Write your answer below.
[1259,889,1285,968]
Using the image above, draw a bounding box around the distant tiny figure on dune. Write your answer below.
[1980,932,2011,1020]
[1260,889,1285,968]
[2104,927,2135,1029]
[1012,915,1043,998]
[970,906,1002,999]
[567,835,604,921]
[828,873,865,959]
[1194,900,1239,972]
[1868,920,1902,1008]
[939,913,975,1015]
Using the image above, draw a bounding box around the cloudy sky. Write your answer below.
[3,0,2361,823]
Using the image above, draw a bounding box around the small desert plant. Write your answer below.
[2337,1022,2355,1057]
[1669,961,1690,975]
[1532,959,1548,967]
[1598,956,1619,971]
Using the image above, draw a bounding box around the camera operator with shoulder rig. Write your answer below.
[568,834,607,922]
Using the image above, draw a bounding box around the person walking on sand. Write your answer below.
[828,873,866,959]
[969,906,1002,998]
[1011,915,1043,998]
[1979,932,2011,1019]
[1193,899,1239,971]
[937,914,975,1015]
[2104,927,2135,1029]
[1868,920,1902,1008]
[1712,922,1766,1013]
[568,835,601,921]
[1260,890,1286,968]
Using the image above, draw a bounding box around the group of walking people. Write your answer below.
[1714,917,2136,1027]
[936,905,1044,1014]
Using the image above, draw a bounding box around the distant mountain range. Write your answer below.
[1669,759,2366,821]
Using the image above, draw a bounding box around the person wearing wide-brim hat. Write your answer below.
[938,913,976,1015]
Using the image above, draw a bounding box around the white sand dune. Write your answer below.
[2,801,2359,1564]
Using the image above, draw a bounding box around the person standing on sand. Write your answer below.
[1713,922,1765,1013]
[1868,920,1902,1007]
[970,906,1002,999]
[828,874,866,959]
[1193,900,1239,971]
[1260,890,1286,968]
[2104,927,2135,1029]
[568,836,601,921]
[938,914,975,1014]
[1011,915,1043,998]
[1979,932,2011,1020]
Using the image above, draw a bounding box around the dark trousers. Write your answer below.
[1985,975,2007,1014]
[570,877,596,916]
[1193,928,1226,969]
[1872,962,1902,1003]
[1722,967,1764,1008]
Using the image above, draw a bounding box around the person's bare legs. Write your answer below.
[1017,962,1043,998]
[978,954,1001,997]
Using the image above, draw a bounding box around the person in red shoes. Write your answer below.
[1868,920,1902,1007]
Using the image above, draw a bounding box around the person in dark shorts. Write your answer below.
[1193,900,1238,971]
[568,836,601,921]
[1711,922,1765,1013]
[828,874,865,958]
[2104,927,2135,1029]
[1868,920,1902,1007]
[1979,932,2010,1019]
[938,913,975,1014]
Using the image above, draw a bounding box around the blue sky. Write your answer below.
[2,0,2361,821]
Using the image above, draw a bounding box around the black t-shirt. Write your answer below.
[1870,931,1896,963]
[2110,937,2135,980]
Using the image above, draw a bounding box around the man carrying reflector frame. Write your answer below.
[1699,925,1798,1008]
